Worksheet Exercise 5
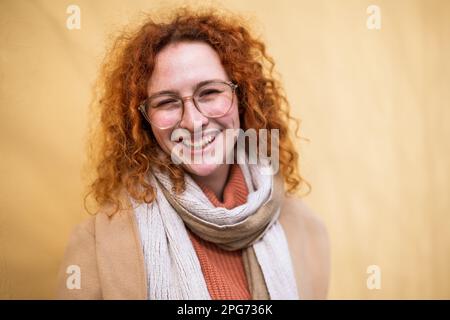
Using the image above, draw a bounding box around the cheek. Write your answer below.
[151,127,172,153]
[217,101,240,129]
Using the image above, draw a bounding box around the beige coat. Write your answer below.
[56,194,330,300]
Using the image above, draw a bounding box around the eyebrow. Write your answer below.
[148,79,228,98]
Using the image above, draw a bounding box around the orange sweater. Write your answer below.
[187,164,252,300]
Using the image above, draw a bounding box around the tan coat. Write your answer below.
[56,194,330,300]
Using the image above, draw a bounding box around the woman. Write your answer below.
[57,7,330,300]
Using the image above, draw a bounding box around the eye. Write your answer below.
[199,89,222,97]
[154,98,178,108]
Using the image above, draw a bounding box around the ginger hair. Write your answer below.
[84,6,311,215]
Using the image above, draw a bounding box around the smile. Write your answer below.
[181,135,216,150]
[175,128,222,153]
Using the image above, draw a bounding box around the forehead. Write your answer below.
[148,41,229,93]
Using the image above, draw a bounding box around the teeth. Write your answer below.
[182,135,215,150]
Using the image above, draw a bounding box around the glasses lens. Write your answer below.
[195,82,234,117]
[146,96,182,129]
[142,82,235,128]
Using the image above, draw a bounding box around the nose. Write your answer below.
[178,97,209,132]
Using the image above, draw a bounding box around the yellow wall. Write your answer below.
[1,0,449,299]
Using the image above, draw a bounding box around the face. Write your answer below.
[147,41,240,177]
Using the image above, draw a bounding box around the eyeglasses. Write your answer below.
[139,80,238,129]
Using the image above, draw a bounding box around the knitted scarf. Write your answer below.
[132,156,299,300]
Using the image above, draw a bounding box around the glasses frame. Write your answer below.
[139,80,238,129]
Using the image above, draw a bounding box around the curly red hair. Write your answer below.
[84,6,311,215]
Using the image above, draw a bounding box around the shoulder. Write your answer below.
[280,195,331,299]
[71,215,97,238]
[57,192,138,299]
[56,202,125,300]
[57,215,102,299]
[64,202,131,245]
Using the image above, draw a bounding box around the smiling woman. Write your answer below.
[56,6,330,300]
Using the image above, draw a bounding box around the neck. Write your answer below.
[191,164,231,201]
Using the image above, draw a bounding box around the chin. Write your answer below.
[183,162,221,177]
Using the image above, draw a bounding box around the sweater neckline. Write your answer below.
[197,164,248,209]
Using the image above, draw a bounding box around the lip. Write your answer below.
[180,130,221,154]
[178,128,221,144]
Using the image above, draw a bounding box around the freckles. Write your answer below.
[222,101,240,127]
[216,112,238,129]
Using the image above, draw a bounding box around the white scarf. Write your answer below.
[132,159,299,300]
